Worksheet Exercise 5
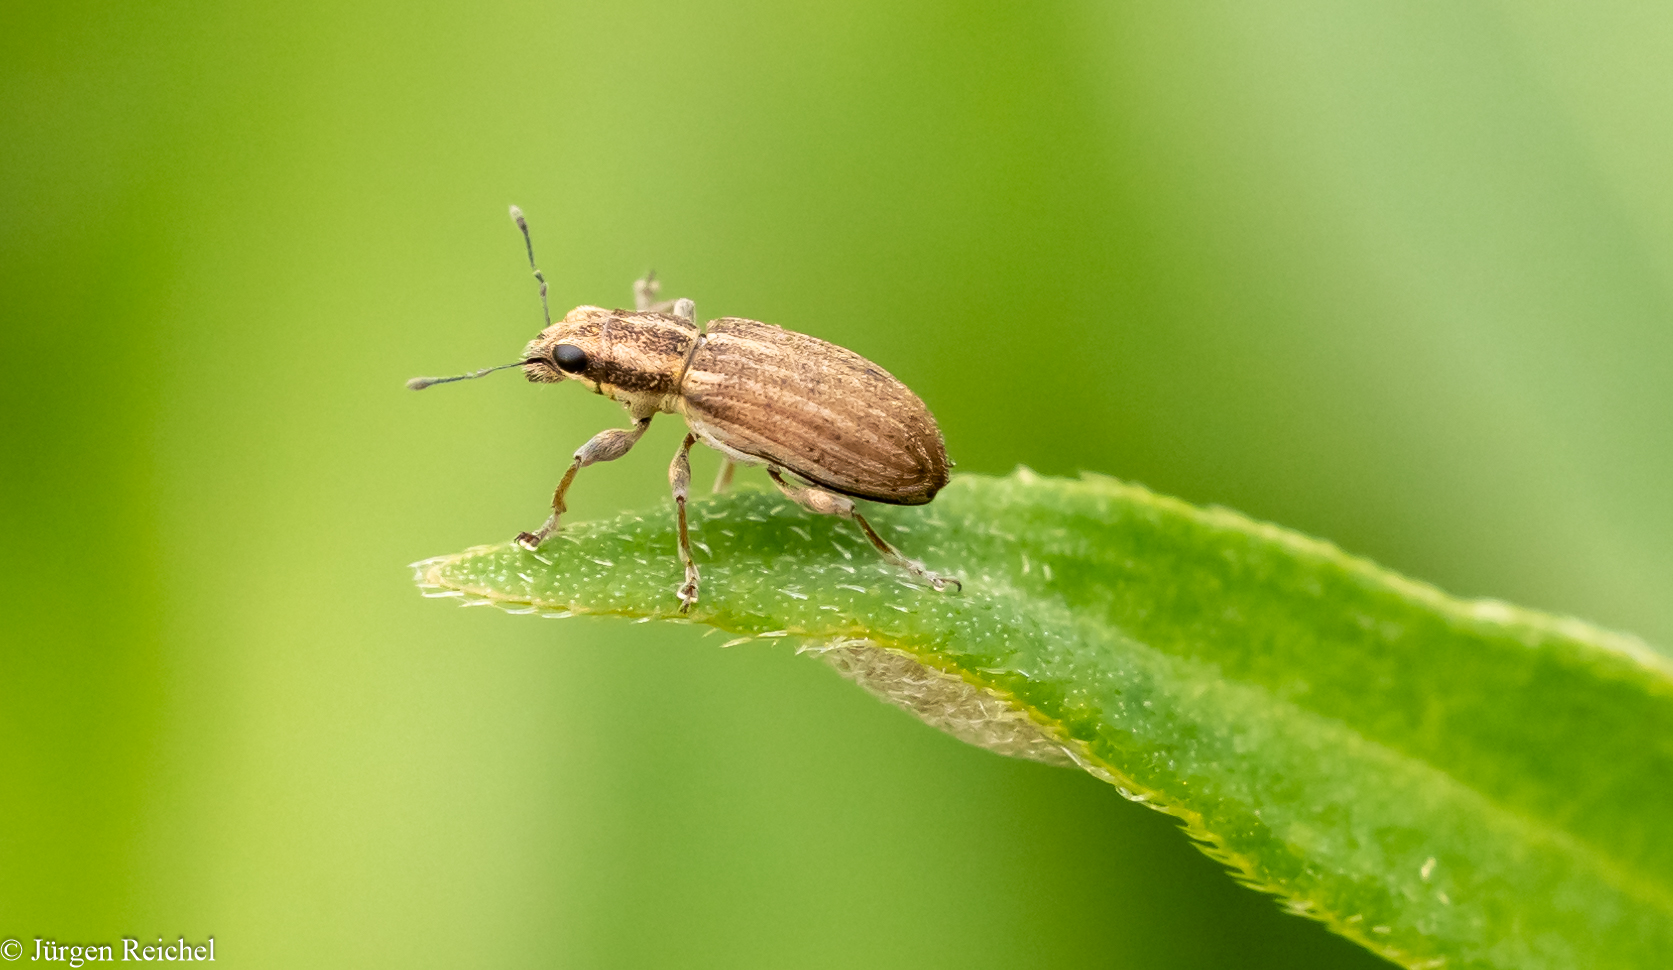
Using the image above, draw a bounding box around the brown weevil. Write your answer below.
[409,206,960,612]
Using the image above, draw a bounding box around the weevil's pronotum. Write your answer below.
[409,206,960,612]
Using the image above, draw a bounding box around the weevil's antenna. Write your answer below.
[509,205,551,328]
[406,361,527,390]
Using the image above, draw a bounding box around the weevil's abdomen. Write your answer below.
[678,318,949,505]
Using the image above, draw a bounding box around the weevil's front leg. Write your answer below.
[632,270,665,312]
[634,272,675,313]
[766,468,961,592]
[632,273,698,325]
[516,417,652,549]
[711,458,736,494]
[669,432,701,612]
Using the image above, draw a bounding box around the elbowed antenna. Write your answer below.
[406,361,527,390]
[509,205,551,328]
[409,207,551,391]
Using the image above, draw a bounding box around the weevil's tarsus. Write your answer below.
[516,416,652,549]
[767,467,961,592]
[406,360,528,390]
[672,297,696,325]
[712,457,737,494]
[509,205,551,328]
[669,432,702,612]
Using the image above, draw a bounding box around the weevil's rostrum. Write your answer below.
[412,206,959,612]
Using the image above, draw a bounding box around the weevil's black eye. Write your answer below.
[552,344,589,374]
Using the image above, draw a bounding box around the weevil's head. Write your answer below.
[521,305,699,410]
[519,305,611,385]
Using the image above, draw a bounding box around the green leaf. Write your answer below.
[414,470,1673,970]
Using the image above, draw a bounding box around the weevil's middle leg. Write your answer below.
[711,458,736,494]
[516,417,651,549]
[766,468,961,592]
[669,432,701,612]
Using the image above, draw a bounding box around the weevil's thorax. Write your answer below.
[521,305,698,418]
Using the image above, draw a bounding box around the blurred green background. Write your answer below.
[4,1,1670,966]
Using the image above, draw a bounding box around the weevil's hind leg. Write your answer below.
[669,432,701,612]
[516,417,652,549]
[849,512,961,591]
[711,458,736,494]
[766,468,961,592]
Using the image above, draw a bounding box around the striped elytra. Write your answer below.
[678,319,949,505]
